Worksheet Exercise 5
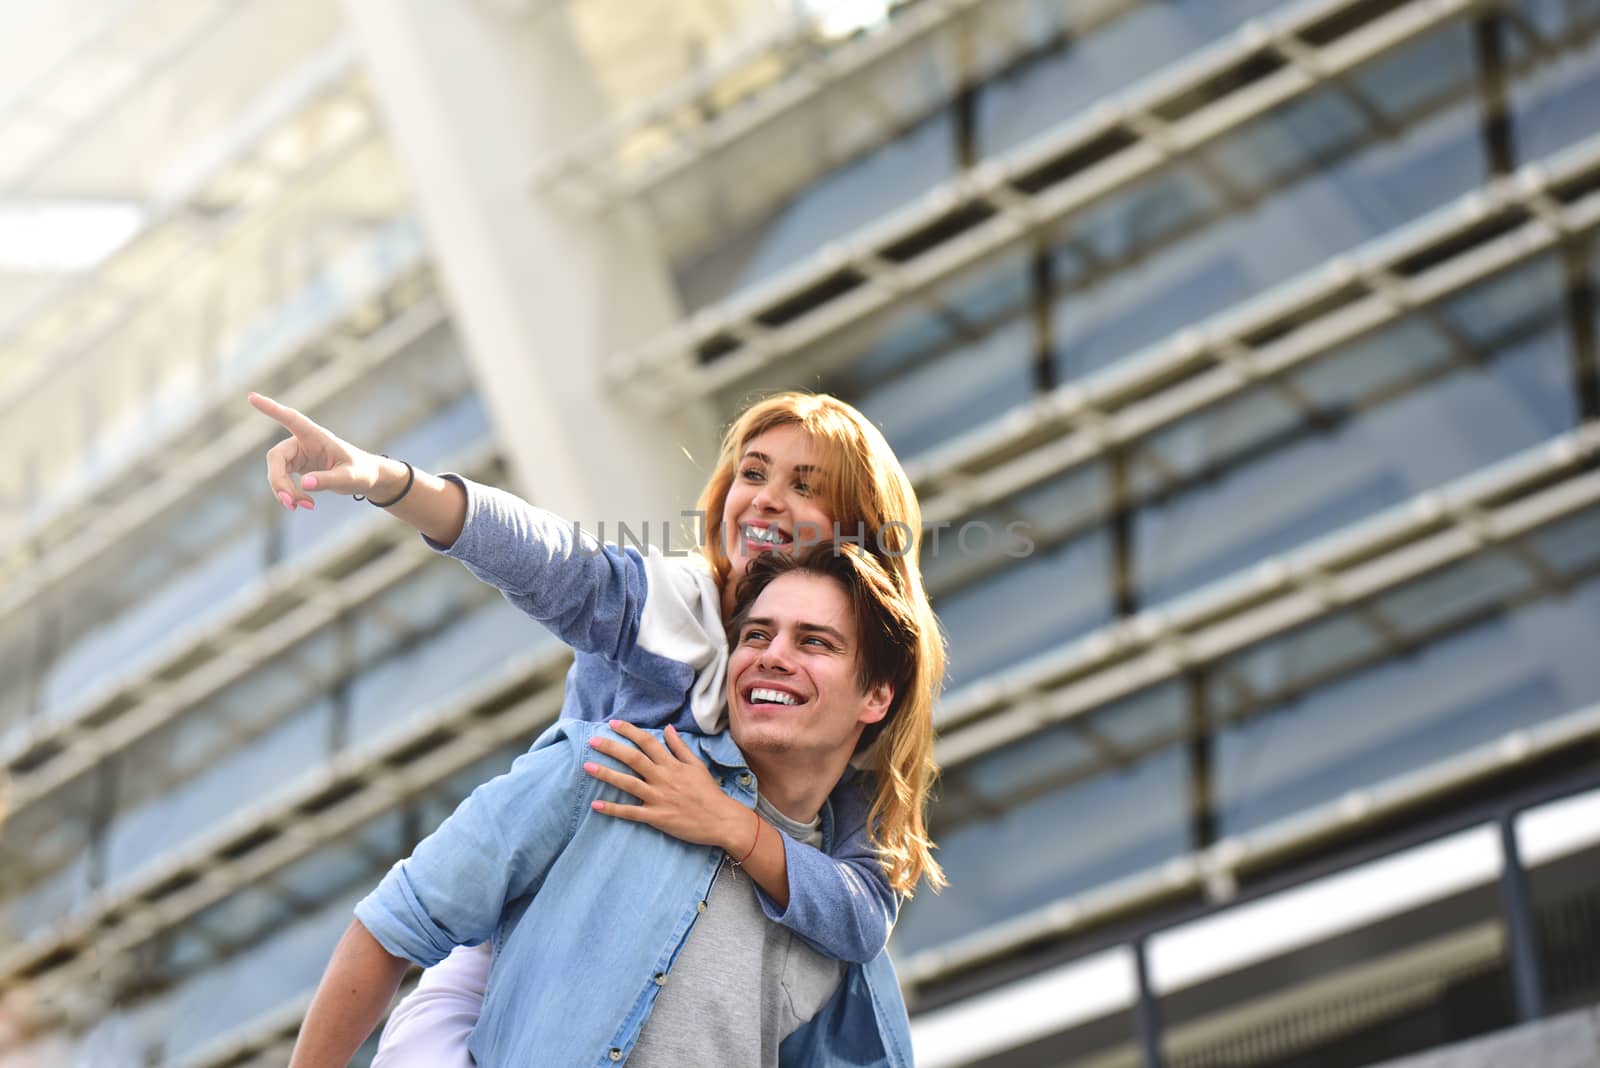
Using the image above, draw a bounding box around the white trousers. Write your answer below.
[372,943,489,1068]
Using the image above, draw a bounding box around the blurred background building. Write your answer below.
[2,0,1599,1065]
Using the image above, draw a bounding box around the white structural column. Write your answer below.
[339,0,715,525]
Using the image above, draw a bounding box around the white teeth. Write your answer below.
[744,524,785,545]
[749,687,800,706]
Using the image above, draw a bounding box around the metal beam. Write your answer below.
[608,0,1492,401]
[902,698,1600,988]
[0,437,501,835]
[906,131,1600,527]
[933,425,1600,767]
[0,272,441,629]
[0,646,574,1035]
[536,0,1149,251]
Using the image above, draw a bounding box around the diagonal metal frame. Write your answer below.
[0,46,381,543]
[0,0,242,199]
[936,479,1600,843]
[606,0,1494,400]
[0,279,444,634]
[0,645,574,1036]
[0,32,368,411]
[932,424,1600,768]
[903,696,1600,990]
[907,131,1600,554]
[532,0,1147,222]
[0,437,502,846]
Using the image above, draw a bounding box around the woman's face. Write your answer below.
[720,424,836,586]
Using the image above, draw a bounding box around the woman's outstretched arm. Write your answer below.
[249,392,467,547]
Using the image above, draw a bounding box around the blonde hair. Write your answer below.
[698,392,947,895]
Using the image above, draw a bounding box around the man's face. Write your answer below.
[727,572,892,765]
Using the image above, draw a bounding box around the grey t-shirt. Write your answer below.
[627,796,847,1067]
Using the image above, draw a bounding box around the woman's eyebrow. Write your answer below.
[741,449,820,475]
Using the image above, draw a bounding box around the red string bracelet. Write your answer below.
[733,810,761,866]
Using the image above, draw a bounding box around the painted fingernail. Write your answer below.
[278,492,292,509]
[588,738,601,748]
[298,498,314,510]
[584,762,598,773]
[302,475,318,490]
[591,800,605,812]
[609,719,622,730]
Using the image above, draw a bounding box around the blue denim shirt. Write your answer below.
[423,475,896,964]
[355,718,914,1068]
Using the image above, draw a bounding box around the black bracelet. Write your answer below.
[357,457,414,508]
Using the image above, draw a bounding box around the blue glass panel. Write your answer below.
[1205,611,1383,716]
[699,112,958,302]
[348,594,550,746]
[830,316,1035,461]
[1053,207,1239,381]
[2,850,90,941]
[1347,22,1478,122]
[1285,317,1456,414]
[1510,0,1600,39]
[897,745,1189,954]
[1051,84,1488,386]
[38,527,268,719]
[934,525,1114,690]
[1134,316,1577,604]
[1504,3,1600,163]
[976,0,1288,158]
[1129,384,1304,501]
[1205,91,1370,193]
[107,888,364,1066]
[1093,678,1188,752]
[1370,547,1534,636]
[103,696,332,888]
[1050,168,1224,340]
[381,391,491,471]
[955,721,1100,806]
[1525,509,1600,575]
[1214,571,1600,838]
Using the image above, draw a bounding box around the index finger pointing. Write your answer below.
[248,392,320,439]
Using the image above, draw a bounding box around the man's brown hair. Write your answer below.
[728,543,944,895]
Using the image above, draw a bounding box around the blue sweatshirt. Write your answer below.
[424,475,896,963]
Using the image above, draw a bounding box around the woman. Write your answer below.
[251,390,946,1063]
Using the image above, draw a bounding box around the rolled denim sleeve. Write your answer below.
[755,776,899,964]
[424,476,648,661]
[355,722,590,966]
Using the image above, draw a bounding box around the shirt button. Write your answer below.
[655,972,668,986]
[738,772,753,788]
[609,1049,622,1062]
[717,775,726,787]
[697,900,708,914]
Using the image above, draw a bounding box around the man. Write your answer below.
[287,544,930,1067]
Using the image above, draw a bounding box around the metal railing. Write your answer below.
[0,644,573,1034]
[908,763,1600,1066]
[607,0,1491,401]
[932,422,1600,768]
[0,431,497,846]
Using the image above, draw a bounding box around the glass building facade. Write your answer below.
[3,1,1599,1066]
